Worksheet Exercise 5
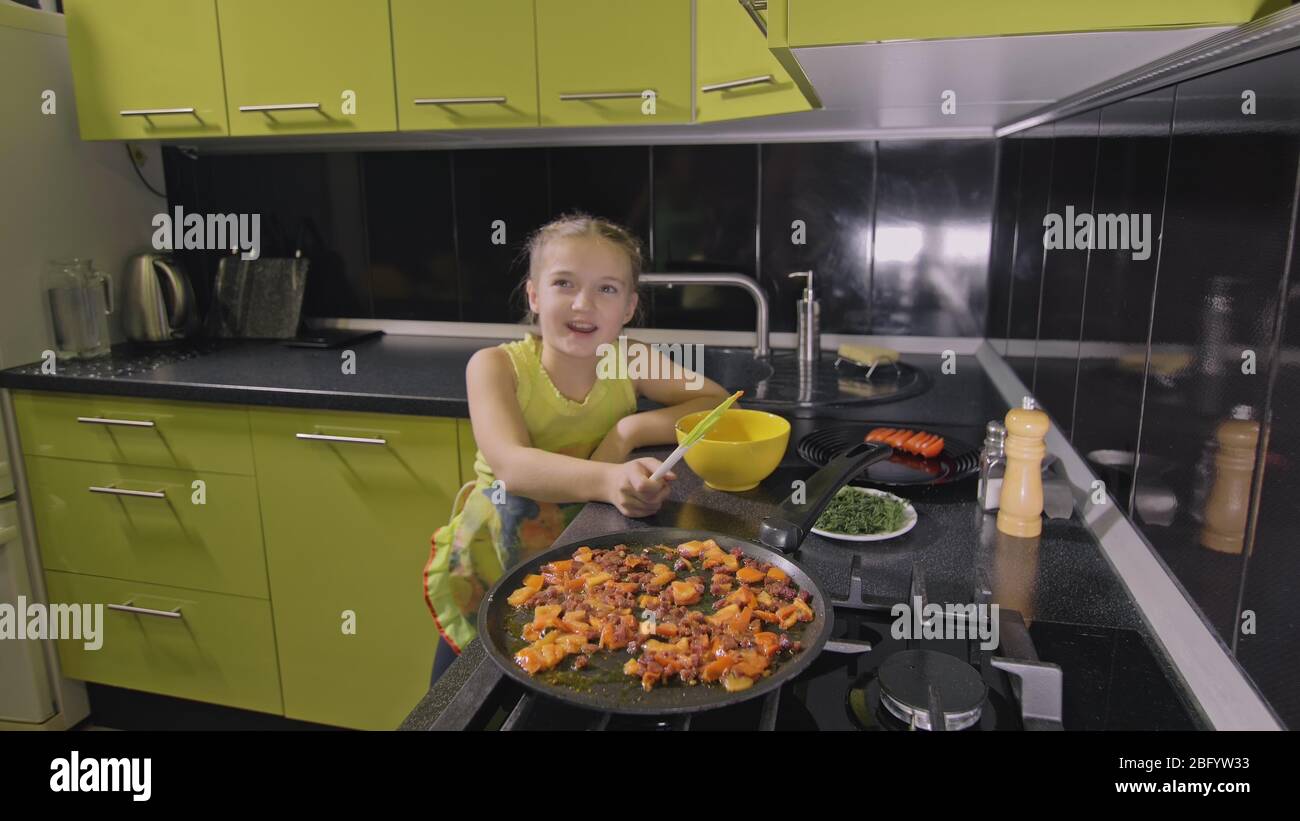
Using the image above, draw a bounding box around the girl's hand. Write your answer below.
[604,457,676,518]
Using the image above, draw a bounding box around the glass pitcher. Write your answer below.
[43,258,113,360]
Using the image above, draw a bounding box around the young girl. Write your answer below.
[423,214,729,680]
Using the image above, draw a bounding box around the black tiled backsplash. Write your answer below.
[651,144,760,331]
[760,141,875,334]
[1036,110,1100,440]
[990,48,1300,727]
[986,138,1020,352]
[871,140,996,336]
[162,140,995,337]
[362,151,458,320]
[1071,87,1174,487]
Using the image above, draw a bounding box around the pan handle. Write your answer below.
[757,442,893,553]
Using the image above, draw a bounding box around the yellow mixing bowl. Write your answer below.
[674,408,791,492]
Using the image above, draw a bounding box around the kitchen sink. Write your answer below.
[659,346,930,410]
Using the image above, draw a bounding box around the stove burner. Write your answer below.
[863,650,988,731]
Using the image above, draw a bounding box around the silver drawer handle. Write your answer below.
[77,416,155,428]
[89,485,166,499]
[108,601,183,620]
[119,107,197,117]
[414,96,507,105]
[296,433,387,445]
[239,103,321,112]
[559,90,653,101]
[701,74,775,93]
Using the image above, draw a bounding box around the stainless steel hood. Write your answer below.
[788,25,1232,137]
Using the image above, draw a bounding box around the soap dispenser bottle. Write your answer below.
[789,270,820,365]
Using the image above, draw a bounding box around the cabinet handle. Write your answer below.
[77,416,155,428]
[559,91,653,101]
[108,601,183,620]
[119,107,197,117]
[739,0,768,38]
[295,433,388,445]
[89,485,166,499]
[239,103,321,113]
[414,96,507,105]
[701,74,775,93]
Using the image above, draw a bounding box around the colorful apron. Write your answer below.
[423,333,637,653]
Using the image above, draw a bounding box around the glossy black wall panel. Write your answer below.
[986,138,1022,352]
[870,140,995,336]
[1227,50,1300,729]
[547,146,652,248]
[1071,89,1174,501]
[164,140,996,336]
[452,148,549,323]
[1239,236,1300,727]
[760,142,875,334]
[361,151,458,321]
[650,144,758,332]
[1131,53,1300,645]
[1006,128,1055,387]
[1035,110,1100,438]
[197,152,369,319]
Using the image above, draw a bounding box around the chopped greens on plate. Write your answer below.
[815,488,909,535]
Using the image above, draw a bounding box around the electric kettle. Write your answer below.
[122,254,197,342]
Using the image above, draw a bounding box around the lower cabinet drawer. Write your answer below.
[13,391,255,475]
[44,571,282,715]
[27,457,268,598]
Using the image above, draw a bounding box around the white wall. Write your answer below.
[0,3,166,370]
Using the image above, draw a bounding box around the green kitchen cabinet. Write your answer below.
[64,0,229,140]
[782,0,1285,47]
[217,0,396,137]
[696,0,814,123]
[391,0,539,131]
[45,570,282,715]
[249,408,459,730]
[25,457,268,599]
[12,391,255,476]
[536,0,692,126]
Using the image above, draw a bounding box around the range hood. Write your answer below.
[178,24,1233,154]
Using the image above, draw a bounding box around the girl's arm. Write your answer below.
[591,340,729,462]
[466,347,672,515]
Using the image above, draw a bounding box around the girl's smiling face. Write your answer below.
[526,236,638,358]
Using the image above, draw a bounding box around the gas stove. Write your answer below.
[428,557,1064,731]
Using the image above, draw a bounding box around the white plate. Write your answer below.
[811,486,917,542]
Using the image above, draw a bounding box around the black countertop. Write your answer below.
[401,432,1169,730]
[0,334,1008,424]
[0,335,493,416]
[0,334,1187,728]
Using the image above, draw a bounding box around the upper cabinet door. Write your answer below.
[391,0,539,131]
[536,0,692,127]
[696,0,813,123]
[65,0,229,140]
[217,0,396,137]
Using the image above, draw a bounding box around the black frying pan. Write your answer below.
[477,441,893,715]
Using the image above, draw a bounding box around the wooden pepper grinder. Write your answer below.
[997,396,1050,538]
[1200,405,1260,554]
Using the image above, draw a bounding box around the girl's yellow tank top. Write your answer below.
[424,332,637,652]
[472,332,638,483]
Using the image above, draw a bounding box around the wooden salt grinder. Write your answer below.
[1201,405,1260,554]
[997,396,1050,538]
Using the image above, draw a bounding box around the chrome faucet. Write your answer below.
[639,273,770,358]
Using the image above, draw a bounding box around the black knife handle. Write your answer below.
[757,442,893,553]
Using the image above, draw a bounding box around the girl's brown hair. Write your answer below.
[515,213,646,326]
